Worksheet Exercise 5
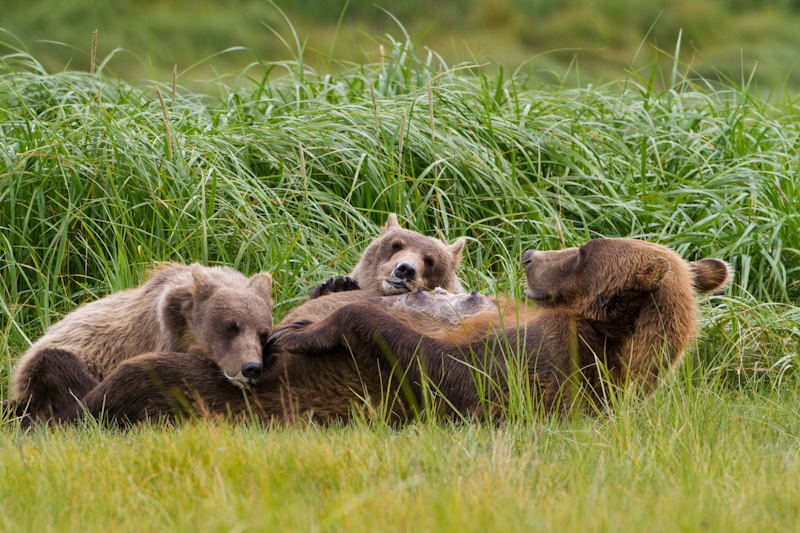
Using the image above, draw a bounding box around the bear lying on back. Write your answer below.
[7,263,274,420]
[54,238,728,425]
[276,237,731,416]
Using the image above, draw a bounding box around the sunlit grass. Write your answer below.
[2,384,799,531]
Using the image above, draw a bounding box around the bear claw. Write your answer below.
[310,275,361,299]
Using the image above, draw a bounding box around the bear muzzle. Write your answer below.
[522,249,556,303]
[522,249,537,266]
[241,361,263,380]
[393,261,418,281]
[381,261,419,295]
[223,360,265,387]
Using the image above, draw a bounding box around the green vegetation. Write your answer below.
[1,29,799,530]
[4,0,800,91]
[3,385,800,530]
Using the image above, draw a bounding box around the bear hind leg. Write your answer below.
[13,348,99,421]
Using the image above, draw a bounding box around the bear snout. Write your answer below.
[522,249,537,266]
[393,261,417,281]
[241,361,263,380]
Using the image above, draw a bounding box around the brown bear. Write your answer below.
[274,237,731,416]
[53,238,728,426]
[309,213,465,298]
[6,263,274,420]
[52,288,508,426]
[280,212,470,343]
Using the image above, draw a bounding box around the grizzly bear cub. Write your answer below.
[7,263,274,420]
[310,213,465,298]
[54,238,728,426]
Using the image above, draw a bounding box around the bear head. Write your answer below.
[522,238,730,324]
[162,264,275,387]
[349,214,466,296]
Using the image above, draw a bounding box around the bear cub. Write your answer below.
[7,263,273,420]
[310,213,465,298]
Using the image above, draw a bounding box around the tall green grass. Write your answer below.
[2,37,798,386]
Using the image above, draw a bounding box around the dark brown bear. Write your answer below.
[276,238,730,416]
[310,213,465,298]
[6,263,273,420]
[54,238,728,425]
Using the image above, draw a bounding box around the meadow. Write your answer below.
[1,30,800,530]
[5,0,800,91]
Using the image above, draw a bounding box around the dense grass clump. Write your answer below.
[1,39,799,530]
[1,41,798,382]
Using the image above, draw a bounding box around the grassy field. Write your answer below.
[5,0,800,91]
[2,385,800,531]
[1,33,800,530]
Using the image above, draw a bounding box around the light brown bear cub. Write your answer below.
[8,263,273,419]
[310,213,465,298]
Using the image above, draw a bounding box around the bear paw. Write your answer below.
[310,275,361,299]
[270,320,337,354]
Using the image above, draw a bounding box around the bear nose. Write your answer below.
[522,249,537,266]
[393,261,417,281]
[241,361,263,380]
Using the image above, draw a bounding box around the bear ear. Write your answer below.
[189,263,215,299]
[381,213,401,234]
[190,263,210,285]
[633,256,670,292]
[448,238,465,266]
[161,286,193,335]
[248,271,273,304]
[689,258,731,294]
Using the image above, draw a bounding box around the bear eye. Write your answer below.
[424,257,435,269]
[391,241,403,251]
[259,332,270,345]
[224,322,240,334]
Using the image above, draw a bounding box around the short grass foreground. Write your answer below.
[1,40,799,530]
[2,384,800,530]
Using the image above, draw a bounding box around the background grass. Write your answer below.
[4,0,800,91]
[1,28,800,530]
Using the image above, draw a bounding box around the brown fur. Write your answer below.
[52,289,515,426]
[274,238,730,416]
[311,214,465,298]
[37,218,473,427]
[54,238,728,426]
[9,263,274,419]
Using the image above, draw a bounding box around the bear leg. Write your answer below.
[13,348,99,421]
